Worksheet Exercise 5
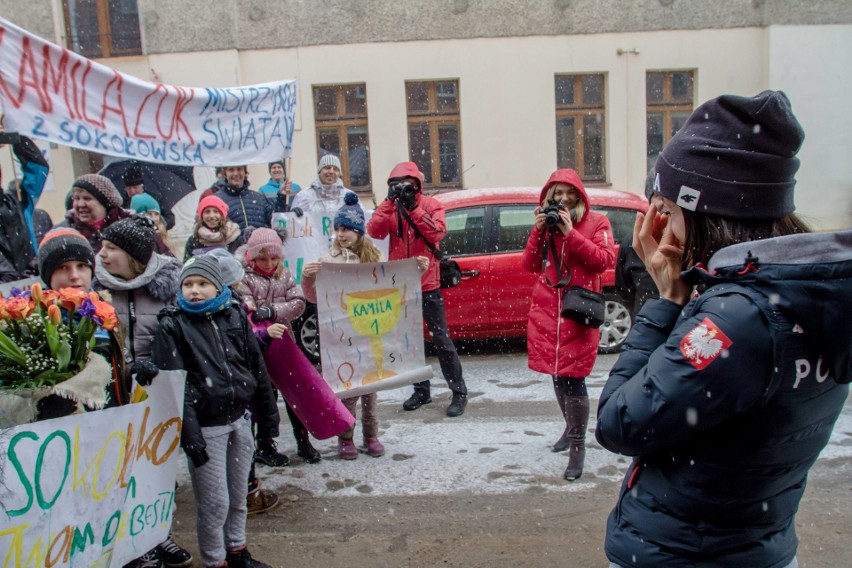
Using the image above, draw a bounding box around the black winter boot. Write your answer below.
[287,403,322,463]
[551,377,571,452]
[254,438,290,467]
[562,395,590,481]
[403,390,432,411]
[226,547,271,568]
[446,392,467,417]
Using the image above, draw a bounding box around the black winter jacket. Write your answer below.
[152,304,279,462]
[0,136,48,282]
[213,180,275,231]
[596,230,851,567]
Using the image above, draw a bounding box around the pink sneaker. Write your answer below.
[338,438,358,460]
[363,437,385,458]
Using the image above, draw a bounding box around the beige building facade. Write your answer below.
[1,1,850,229]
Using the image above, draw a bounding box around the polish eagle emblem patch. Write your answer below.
[680,317,733,370]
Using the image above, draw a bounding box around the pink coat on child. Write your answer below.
[237,245,306,339]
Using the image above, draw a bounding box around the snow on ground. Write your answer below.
[176,350,852,498]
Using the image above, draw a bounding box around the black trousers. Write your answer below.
[414,289,466,396]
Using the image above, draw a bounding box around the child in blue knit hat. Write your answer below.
[131,192,175,256]
[301,193,391,459]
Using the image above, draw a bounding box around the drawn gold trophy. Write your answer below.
[342,287,402,384]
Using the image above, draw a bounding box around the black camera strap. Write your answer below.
[396,202,445,261]
[543,231,571,288]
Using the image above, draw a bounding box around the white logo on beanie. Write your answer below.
[676,186,701,211]
[654,173,661,193]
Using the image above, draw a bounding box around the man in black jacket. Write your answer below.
[0,132,49,282]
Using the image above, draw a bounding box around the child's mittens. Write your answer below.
[129,360,160,386]
[251,306,275,323]
[189,448,210,468]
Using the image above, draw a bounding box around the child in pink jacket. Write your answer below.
[237,228,322,464]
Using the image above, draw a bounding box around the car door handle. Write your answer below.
[461,270,480,277]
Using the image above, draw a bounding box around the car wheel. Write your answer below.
[293,304,321,363]
[598,293,632,354]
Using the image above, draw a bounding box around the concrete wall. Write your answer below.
[3,1,852,50]
[767,25,852,231]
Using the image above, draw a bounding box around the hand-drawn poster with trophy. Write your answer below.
[315,259,433,397]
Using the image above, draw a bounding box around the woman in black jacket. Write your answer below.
[596,91,851,567]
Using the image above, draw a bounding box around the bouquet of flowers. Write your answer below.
[0,283,118,391]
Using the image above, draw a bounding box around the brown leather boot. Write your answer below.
[563,395,590,481]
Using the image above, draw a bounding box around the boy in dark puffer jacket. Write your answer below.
[153,255,277,568]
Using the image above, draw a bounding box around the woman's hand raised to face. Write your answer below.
[633,205,691,306]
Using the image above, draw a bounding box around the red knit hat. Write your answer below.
[197,195,228,219]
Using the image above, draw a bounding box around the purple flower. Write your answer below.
[9,287,31,298]
[77,298,96,319]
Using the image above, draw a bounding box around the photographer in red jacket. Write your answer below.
[366,162,468,417]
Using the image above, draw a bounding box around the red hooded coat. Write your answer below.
[521,169,615,378]
[366,162,445,292]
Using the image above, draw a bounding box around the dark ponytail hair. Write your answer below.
[681,212,811,269]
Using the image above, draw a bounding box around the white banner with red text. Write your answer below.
[0,17,295,166]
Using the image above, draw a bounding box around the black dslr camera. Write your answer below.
[542,199,566,229]
[389,182,417,202]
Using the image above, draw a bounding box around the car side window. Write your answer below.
[496,205,536,252]
[443,206,486,256]
[591,206,637,243]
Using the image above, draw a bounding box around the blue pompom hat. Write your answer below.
[333,192,365,235]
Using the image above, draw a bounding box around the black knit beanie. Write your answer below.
[268,160,285,173]
[654,90,804,219]
[38,228,95,286]
[122,165,144,187]
[180,255,224,292]
[72,174,123,210]
[101,216,157,265]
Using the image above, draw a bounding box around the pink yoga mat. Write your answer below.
[261,332,354,440]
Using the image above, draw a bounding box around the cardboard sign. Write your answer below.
[315,259,432,398]
[0,371,186,567]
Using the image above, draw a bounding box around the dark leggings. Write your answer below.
[553,375,587,397]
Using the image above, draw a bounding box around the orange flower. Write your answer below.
[0,297,7,319]
[30,283,43,304]
[5,297,34,320]
[41,289,60,307]
[92,300,119,331]
[57,288,87,311]
[47,304,62,325]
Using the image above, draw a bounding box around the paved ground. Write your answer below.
[171,342,852,567]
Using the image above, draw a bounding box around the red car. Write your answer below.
[434,186,649,353]
[293,186,648,361]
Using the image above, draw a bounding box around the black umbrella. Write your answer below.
[98,160,196,229]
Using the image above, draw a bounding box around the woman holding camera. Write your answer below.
[521,168,615,480]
